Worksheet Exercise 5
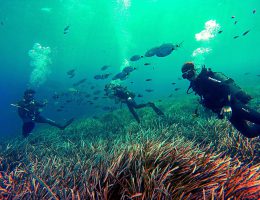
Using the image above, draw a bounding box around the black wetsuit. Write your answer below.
[114,88,164,123]
[190,68,260,138]
[17,99,65,137]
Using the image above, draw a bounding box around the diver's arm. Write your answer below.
[15,101,29,118]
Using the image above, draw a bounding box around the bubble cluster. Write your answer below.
[120,58,130,71]
[192,20,220,67]
[117,0,131,10]
[192,47,212,66]
[28,43,51,87]
[195,20,220,41]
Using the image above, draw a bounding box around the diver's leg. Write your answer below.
[148,102,165,116]
[132,100,164,116]
[229,117,260,138]
[35,115,63,129]
[35,116,74,130]
[22,122,35,137]
[229,112,260,138]
[127,104,141,123]
[61,118,74,130]
[248,124,260,137]
[134,104,148,109]
[130,101,147,109]
[234,104,260,124]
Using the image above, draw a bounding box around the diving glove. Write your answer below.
[220,106,232,120]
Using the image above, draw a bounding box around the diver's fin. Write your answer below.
[155,108,165,116]
[61,118,74,130]
[151,104,164,116]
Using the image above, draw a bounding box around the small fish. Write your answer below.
[101,73,111,79]
[93,97,99,100]
[73,78,87,87]
[90,86,95,90]
[101,65,110,71]
[158,99,162,102]
[257,75,260,77]
[145,89,154,92]
[67,69,75,75]
[145,79,152,81]
[218,30,223,34]
[253,9,256,14]
[244,72,250,75]
[144,63,151,66]
[145,47,159,57]
[85,94,91,98]
[155,43,175,57]
[168,94,173,97]
[174,88,180,91]
[233,36,239,39]
[242,30,250,36]
[66,100,73,103]
[130,81,134,84]
[64,25,70,34]
[56,108,63,112]
[130,55,143,62]
[171,82,176,85]
[234,21,238,25]
[137,94,143,98]
[1,21,3,26]
[64,25,70,31]
[67,69,75,78]
[122,66,136,74]
[112,71,128,81]
[231,16,235,19]
[94,75,102,80]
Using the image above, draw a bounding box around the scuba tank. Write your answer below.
[208,67,252,104]
[187,65,252,104]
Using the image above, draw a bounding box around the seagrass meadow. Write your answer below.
[1,0,260,199]
[1,95,260,199]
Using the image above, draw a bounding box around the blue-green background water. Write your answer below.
[0,0,260,138]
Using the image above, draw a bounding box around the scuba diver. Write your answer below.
[181,62,260,138]
[15,89,74,137]
[104,83,164,123]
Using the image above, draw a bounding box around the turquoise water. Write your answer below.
[0,0,259,137]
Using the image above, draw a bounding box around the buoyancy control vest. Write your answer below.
[203,67,252,104]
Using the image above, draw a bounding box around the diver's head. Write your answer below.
[105,83,115,93]
[105,81,122,92]
[24,89,35,101]
[181,62,196,81]
[104,82,117,97]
